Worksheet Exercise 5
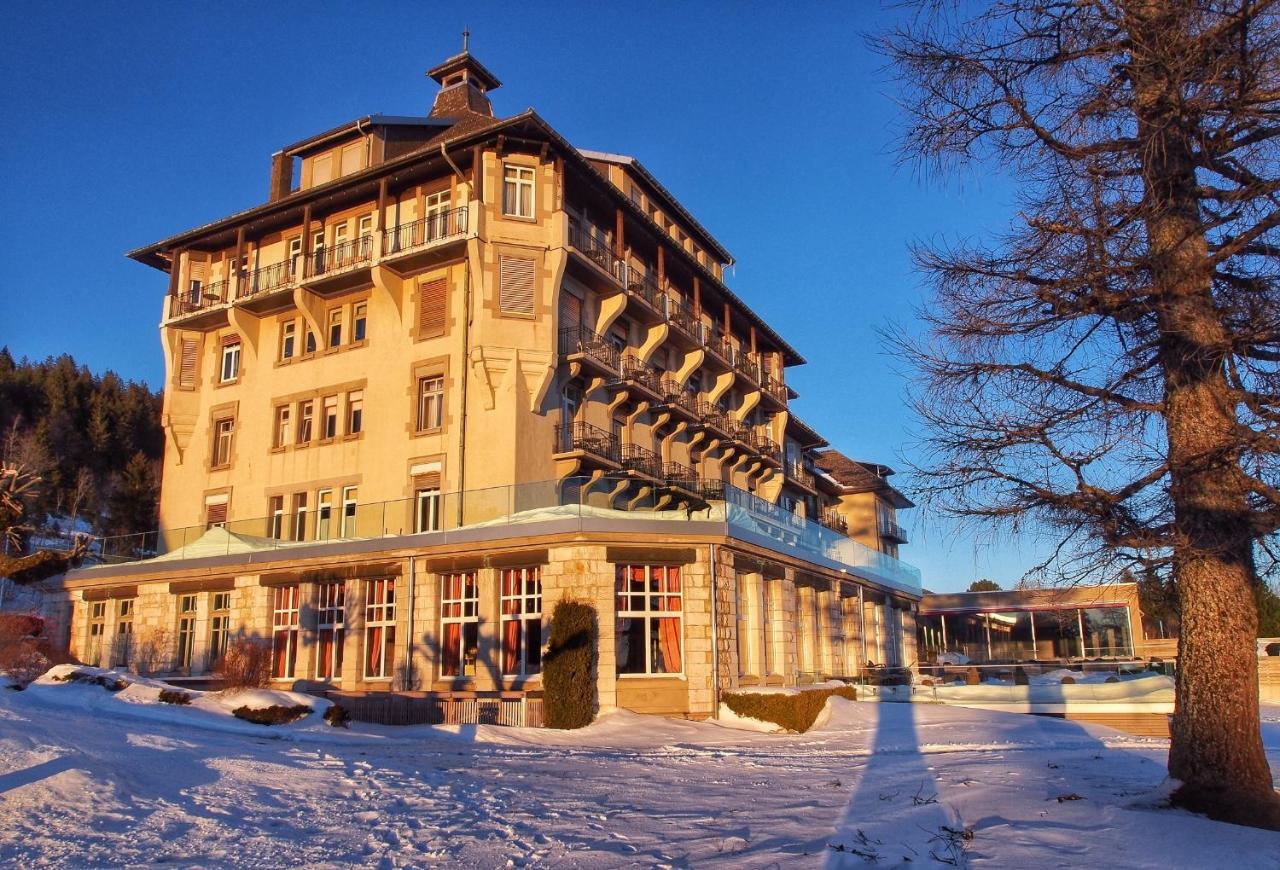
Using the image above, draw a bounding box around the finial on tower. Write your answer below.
[462,27,469,52]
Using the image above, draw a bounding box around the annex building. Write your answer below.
[53,49,923,719]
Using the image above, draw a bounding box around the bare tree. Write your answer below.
[880,1,1280,827]
[67,467,95,530]
[1,463,86,587]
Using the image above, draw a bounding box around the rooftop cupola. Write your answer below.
[426,35,501,119]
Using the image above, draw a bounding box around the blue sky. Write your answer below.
[0,2,1039,592]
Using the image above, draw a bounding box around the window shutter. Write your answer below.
[417,278,447,336]
[499,255,536,316]
[206,503,228,526]
[220,333,240,347]
[413,471,442,490]
[189,257,208,282]
[559,291,581,330]
[178,338,198,389]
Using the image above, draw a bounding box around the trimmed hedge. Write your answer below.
[232,704,312,726]
[543,600,597,729]
[722,685,857,733]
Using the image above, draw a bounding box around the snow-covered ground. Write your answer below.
[1,671,1278,868]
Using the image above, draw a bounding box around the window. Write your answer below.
[287,237,303,277]
[322,395,339,439]
[273,405,291,449]
[364,578,396,679]
[305,329,317,355]
[219,341,240,382]
[271,586,299,679]
[176,594,198,671]
[762,579,777,675]
[312,153,333,186]
[280,320,296,360]
[347,390,363,434]
[501,566,542,677]
[340,143,363,177]
[341,485,358,537]
[502,164,535,218]
[425,190,451,239]
[616,564,683,675]
[736,572,754,675]
[297,400,314,444]
[208,592,231,668]
[417,277,447,337]
[416,375,444,431]
[211,417,234,468]
[316,488,333,540]
[414,482,441,533]
[290,492,308,540]
[316,582,345,680]
[440,572,479,678]
[327,309,342,348]
[112,599,134,667]
[187,278,203,305]
[178,338,199,389]
[498,254,536,316]
[353,302,367,342]
[268,495,285,539]
[87,601,106,667]
[358,216,374,256]
[205,501,228,529]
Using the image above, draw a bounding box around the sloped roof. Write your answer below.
[816,448,915,508]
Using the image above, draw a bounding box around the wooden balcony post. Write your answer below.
[723,301,731,335]
[300,204,312,277]
[376,178,388,231]
[614,207,625,259]
[657,246,665,288]
[750,325,757,355]
[167,248,181,298]
[233,227,245,300]
[693,277,701,317]
[471,145,484,202]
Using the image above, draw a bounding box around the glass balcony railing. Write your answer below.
[80,476,922,595]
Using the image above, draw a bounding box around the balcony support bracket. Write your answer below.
[371,264,406,321]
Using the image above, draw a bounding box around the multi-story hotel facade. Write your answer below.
[54,51,923,719]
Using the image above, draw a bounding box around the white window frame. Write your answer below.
[416,375,444,431]
[322,395,339,439]
[219,342,240,382]
[211,417,234,468]
[327,308,343,348]
[346,390,363,434]
[176,593,198,671]
[297,400,314,444]
[290,492,308,541]
[271,585,299,680]
[316,581,346,681]
[268,495,285,540]
[112,599,134,667]
[274,405,291,449]
[315,488,333,540]
[415,486,441,533]
[352,302,367,343]
[615,563,685,676]
[425,190,452,239]
[363,578,396,680]
[280,320,296,360]
[502,164,535,218]
[208,592,231,667]
[500,566,543,677]
[86,601,106,667]
[440,571,479,678]
[340,485,358,538]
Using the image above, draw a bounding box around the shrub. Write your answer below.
[232,704,312,726]
[965,667,981,685]
[52,670,128,691]
[543,600,597,729]
[1014,666,1029,686]
[1061,675,1076,685]
[158,689,192,705]
[324,704,351,728]
[722,685,856,733]
[215,636,273,689]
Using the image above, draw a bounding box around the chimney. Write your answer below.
[268,151,294,202]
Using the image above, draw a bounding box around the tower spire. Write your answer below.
[462,27,469,52]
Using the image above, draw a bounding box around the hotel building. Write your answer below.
[55,50,923,719]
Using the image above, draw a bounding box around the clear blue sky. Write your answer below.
[0,2,1040,592]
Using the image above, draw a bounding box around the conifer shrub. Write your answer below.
[158,689,192,705]
[721,685,857,733]
[232,704,312,726]
[543,600,597,729]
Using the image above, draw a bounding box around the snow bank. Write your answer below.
[926,672,1175,713]
[26,665,336,739]
[729,679,850,696]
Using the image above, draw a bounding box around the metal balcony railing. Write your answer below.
[238,260,297,298]
[308,235,374,278]
[695,400,732,435]
[169,280,230,318]
[662,293,699,336]
[656,376,700,416]
[569,223,624,282]
[661,461,699,492]
[734,351,761,384]
[555,421,620,463]
[558,326,621,371]
[623,263,661,309]
[620,443,662,478]
[383,206,469,255]
[698,479,727,502]
[786,461,816,490]
[754,434,781,461]
[879,517,909,543]
[760,370,788,403]
[617,355,663,395]
[728,422,756,447]
[821,510,849,535]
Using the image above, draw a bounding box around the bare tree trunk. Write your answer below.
[1131,2,1280,824]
